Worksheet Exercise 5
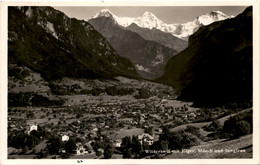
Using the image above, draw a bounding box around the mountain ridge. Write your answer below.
[157,6,252,107]
[88,16,179,80]
[90,9,233,40]
[8,7,139,81]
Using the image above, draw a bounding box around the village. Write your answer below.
[8,74,237,159]
[8,91,209,159]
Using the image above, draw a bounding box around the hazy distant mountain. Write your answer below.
[8,7,139,81]
[157,6,252,107]
[89,16,179,80]
[126,23,187,52]
[90,9,233,40]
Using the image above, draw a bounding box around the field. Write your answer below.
[164,134,252,159]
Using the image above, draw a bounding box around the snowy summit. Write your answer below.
[90,9,234,39]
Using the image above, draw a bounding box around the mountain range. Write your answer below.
[90,9,233,40]
[8,7,139,81]
[88,15,181,80]
[157,6,252,107]
[8,6,252,107]
[88,9,233,79]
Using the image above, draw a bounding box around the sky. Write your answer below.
[54,6,248,24]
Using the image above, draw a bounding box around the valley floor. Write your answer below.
[7,67,253,159]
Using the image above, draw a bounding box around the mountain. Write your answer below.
[88,16,179,80]
[173,11,234,40]
[90,9,233,40]
[157,6,252,107]
[8,7,139,81]
[126,23,187,52]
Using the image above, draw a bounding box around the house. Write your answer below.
[97,148,104,153]
[138,133,154,145]
[28,124,37,134]
[76,143,88,155]
[188,112,196,118]
[62,135,69,142]
[113,139,122,148]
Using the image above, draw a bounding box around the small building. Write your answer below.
[113,139,122,148]
[76,143,88,155]
[62,135,69,142]
[97,148,104,153]
[188,112,196,118]
[28,124,37,134]
[138,133,154,145]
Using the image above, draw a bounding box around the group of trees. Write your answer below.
[8,92,64,107]
[120,135,143,158]
[46,136,77,158]
[205,109,252,139]
[221,110,252,138]
[50,82,136,97]
[203,119,221,132]
[91,135,114,158]
[105,86,135,96]
[155,126,201,150]
[49,81,153,99]
[8,126,48,152]
[134,88,151,99]
[9,66,30,80]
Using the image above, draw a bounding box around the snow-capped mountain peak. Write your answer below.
[92,9,115,19]
[210,10,231,17]
[142,11,157,18]
[89,9,234,40]
[195,11,234,25]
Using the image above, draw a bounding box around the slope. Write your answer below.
[88,16,179,80]
[158,6,252,107]
[126,23,188,52]
[8,7,139,81]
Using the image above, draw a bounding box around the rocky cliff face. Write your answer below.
[89,16,179,80]
[126,23,188,52]
[158,7,252,107]
[8,7,138,81]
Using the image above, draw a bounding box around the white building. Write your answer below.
[28,124,37,134]
[114,139,122,148]
[138,133,154,145]
[62,135,69,142]
[76,143,89,155]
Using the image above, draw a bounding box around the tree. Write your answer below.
[104,144,114,159]
[205,119,221,131]
[144,127,153,136]
[121,136,132,149]
[64,139,76,154]
[185,125,200,136]
[135,88,151,99]
[22,146,28,154]
[234,120,251,137]
[47,137,62,155]
[131,135,142,157]
[159,126,171,142]
[123,148,132,159]
[151,140,168,150]
[96,151,102,156]
[26,111,35,118]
